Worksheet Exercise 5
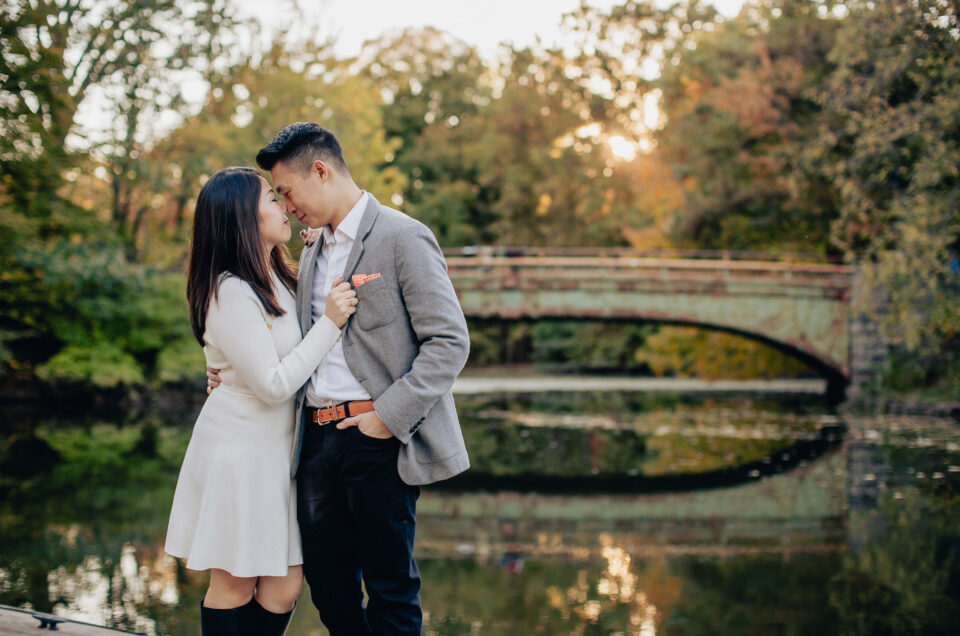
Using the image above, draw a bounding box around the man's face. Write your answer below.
[270,160,332,229]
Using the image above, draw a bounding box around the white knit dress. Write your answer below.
[165,273,340,577]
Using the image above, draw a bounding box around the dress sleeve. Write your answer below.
[206,278,340,405]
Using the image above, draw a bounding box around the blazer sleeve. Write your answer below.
[372,222,470,443]
[206,277,341,405]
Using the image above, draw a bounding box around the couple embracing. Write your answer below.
[164,123,471,636]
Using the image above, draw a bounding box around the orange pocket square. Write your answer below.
[352,273,382,287]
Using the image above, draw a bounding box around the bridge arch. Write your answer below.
[445,249,854,392]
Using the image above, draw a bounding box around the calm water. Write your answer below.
[1,388,958,635]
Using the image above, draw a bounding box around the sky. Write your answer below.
[235,0,747,60]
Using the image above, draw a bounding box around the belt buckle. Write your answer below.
[310,401,327,425]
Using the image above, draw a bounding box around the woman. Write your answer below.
[164,167,356,635]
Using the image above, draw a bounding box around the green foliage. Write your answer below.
[531,321,654,370]
[361,27,490,160]
[0,0,232,385]
[651,0,841,252]
[566,0,958,388]
[155,336,206,384]
[158,43,406,253]
[808,0,960,361]
[636,325,812,380]
[466,323,533,366]
[362,30,647,247]
[128,421,161,458]
[460,421,647,478]
[883,346,960,399]
[8,234,195,386]
[2,0,957,391]
[0,0,238,259]
[36,344,144,388]
[797,0,960,390]
[465,320,810,380]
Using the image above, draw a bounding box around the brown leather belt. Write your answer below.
[308,400,375,424]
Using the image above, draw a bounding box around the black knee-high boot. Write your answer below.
[250,598,295,635]
[200,598,255,635]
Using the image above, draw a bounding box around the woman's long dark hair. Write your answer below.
[187,167,297,344]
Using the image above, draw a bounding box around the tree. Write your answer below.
[654,0,840,251]
[358,28,497,245]
[0,0,240,384]
[154,41,406,260]
[562,0,721,133]
[565,0,843,253]
[0,0,238,258]
[364,33,651,247]
[808,0,960,383]
[360,27,490,161]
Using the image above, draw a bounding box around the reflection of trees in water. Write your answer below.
[0,423,200,633]
[448,393,842,493]
[664,554,843,635]
[41,545,176,633]
[418,558,639,634]
[455,390,830,419]
[829,442,960,635]
[3,410,959,634]
[419,547,844,634]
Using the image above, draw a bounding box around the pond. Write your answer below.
[1,386,958,635]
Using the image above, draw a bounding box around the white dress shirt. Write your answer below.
[304,191,373,408]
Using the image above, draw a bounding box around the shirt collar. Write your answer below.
[322,191,368,245]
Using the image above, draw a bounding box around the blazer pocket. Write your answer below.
[354,276,399,331]
[413,418,465,464]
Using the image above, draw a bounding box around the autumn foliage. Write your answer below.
[1,0,956,391]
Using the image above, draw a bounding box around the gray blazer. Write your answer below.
[290,195,471,485]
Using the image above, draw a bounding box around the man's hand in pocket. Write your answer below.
[336,410,394,439]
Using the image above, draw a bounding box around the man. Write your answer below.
[211,122,470,635]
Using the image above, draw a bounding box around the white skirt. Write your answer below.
[164,387,302,577]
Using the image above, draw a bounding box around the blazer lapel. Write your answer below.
[298,239,323,332]
[341,195,381,282]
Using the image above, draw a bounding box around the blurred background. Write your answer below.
[1,0,958,634]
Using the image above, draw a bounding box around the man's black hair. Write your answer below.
[255,122,349,175]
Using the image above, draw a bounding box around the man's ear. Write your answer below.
[312,159,328,182]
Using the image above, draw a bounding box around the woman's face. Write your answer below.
[257,177,291,249]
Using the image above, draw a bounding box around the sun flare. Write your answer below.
[608,135,637,161]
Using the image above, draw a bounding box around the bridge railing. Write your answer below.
[443,248,855,287]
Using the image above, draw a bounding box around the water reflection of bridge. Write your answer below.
[445,248,859,392]
[417,443,849,559]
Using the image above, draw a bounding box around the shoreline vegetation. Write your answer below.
[3,364,958,418]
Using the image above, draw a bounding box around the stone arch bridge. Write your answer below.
[443,248,875,396]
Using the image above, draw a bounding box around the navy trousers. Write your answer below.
[296,422,422,636]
